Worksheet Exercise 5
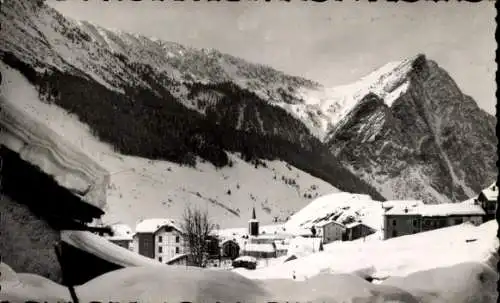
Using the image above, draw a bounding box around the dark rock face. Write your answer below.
[327,56,497,203]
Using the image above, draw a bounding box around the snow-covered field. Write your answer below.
[1,259,497,303]
[233,220,498,282]
[0,62,339,229]
[1,219,497,303]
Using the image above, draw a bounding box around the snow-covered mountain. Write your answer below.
[326,54,497,203]
[0,0,496,229]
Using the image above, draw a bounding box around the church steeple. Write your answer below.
[248,207,259,237]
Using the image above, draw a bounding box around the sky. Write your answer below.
[48,0,496,115]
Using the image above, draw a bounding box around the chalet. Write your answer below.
[343,222,376,241]
[316,220,345,244]
[383,203,423,239]
[134,218,187,263]
[476,183,498,221]
[383,200,485,240]
[274,240,288,257]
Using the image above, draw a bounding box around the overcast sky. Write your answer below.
[48,0,496,115]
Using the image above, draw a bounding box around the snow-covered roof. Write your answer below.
[166,253,188,264]
[106,224,133,241]
[316,220,345,228]
[234,256,257,263]
[385,205,421,216]
[61,230,162,267]
[382,200,424,210]
[344,222,374,230]
[135,218,181,234]
[241,243,276,253]
[385,201,486,217]
[480,183,498,201]
[418,203,485,217]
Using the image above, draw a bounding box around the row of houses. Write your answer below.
[382,183,498,240]
[102,183,497,265]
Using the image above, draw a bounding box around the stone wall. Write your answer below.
[0,193,63,283]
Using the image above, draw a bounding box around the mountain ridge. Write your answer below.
[0,0,497,227]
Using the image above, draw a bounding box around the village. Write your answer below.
[98,183,498,271]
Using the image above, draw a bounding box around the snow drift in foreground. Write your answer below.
[234,220,499,282]
[1,260,497,303]
[61,230,161,267]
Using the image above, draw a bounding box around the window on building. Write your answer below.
[392,220,396,226]
[176,247,180,254]
[158,246,162,253]
[158,236,162,243]
[159,257,162,263]
[176,236,180,243]
[412,220,418,227]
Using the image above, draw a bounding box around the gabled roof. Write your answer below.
[385,201,486,217]
[315,220,345,228]
[344,222,375,230]
[480,183,498,201]
[135,218,182,234]
[241,243,276,253]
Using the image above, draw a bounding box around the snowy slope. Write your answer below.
[283,192,386,232]
[1,0,496,215]
[0,62,338,228]
[233,220,498,282]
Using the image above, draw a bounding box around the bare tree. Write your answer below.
[181,205,214,267]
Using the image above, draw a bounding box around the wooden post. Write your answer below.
[54,243,80,303]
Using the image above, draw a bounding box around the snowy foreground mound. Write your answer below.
[1,261,498,303]
[1,221,498,303]
[235,220,499,282]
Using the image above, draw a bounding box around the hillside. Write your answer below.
[0,62,340,228]
[0,0,497,230]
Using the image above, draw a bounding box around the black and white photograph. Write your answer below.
[0,0,498,302]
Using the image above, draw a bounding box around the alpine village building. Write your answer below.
[383,184,498,240]
[133,218,188,264]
